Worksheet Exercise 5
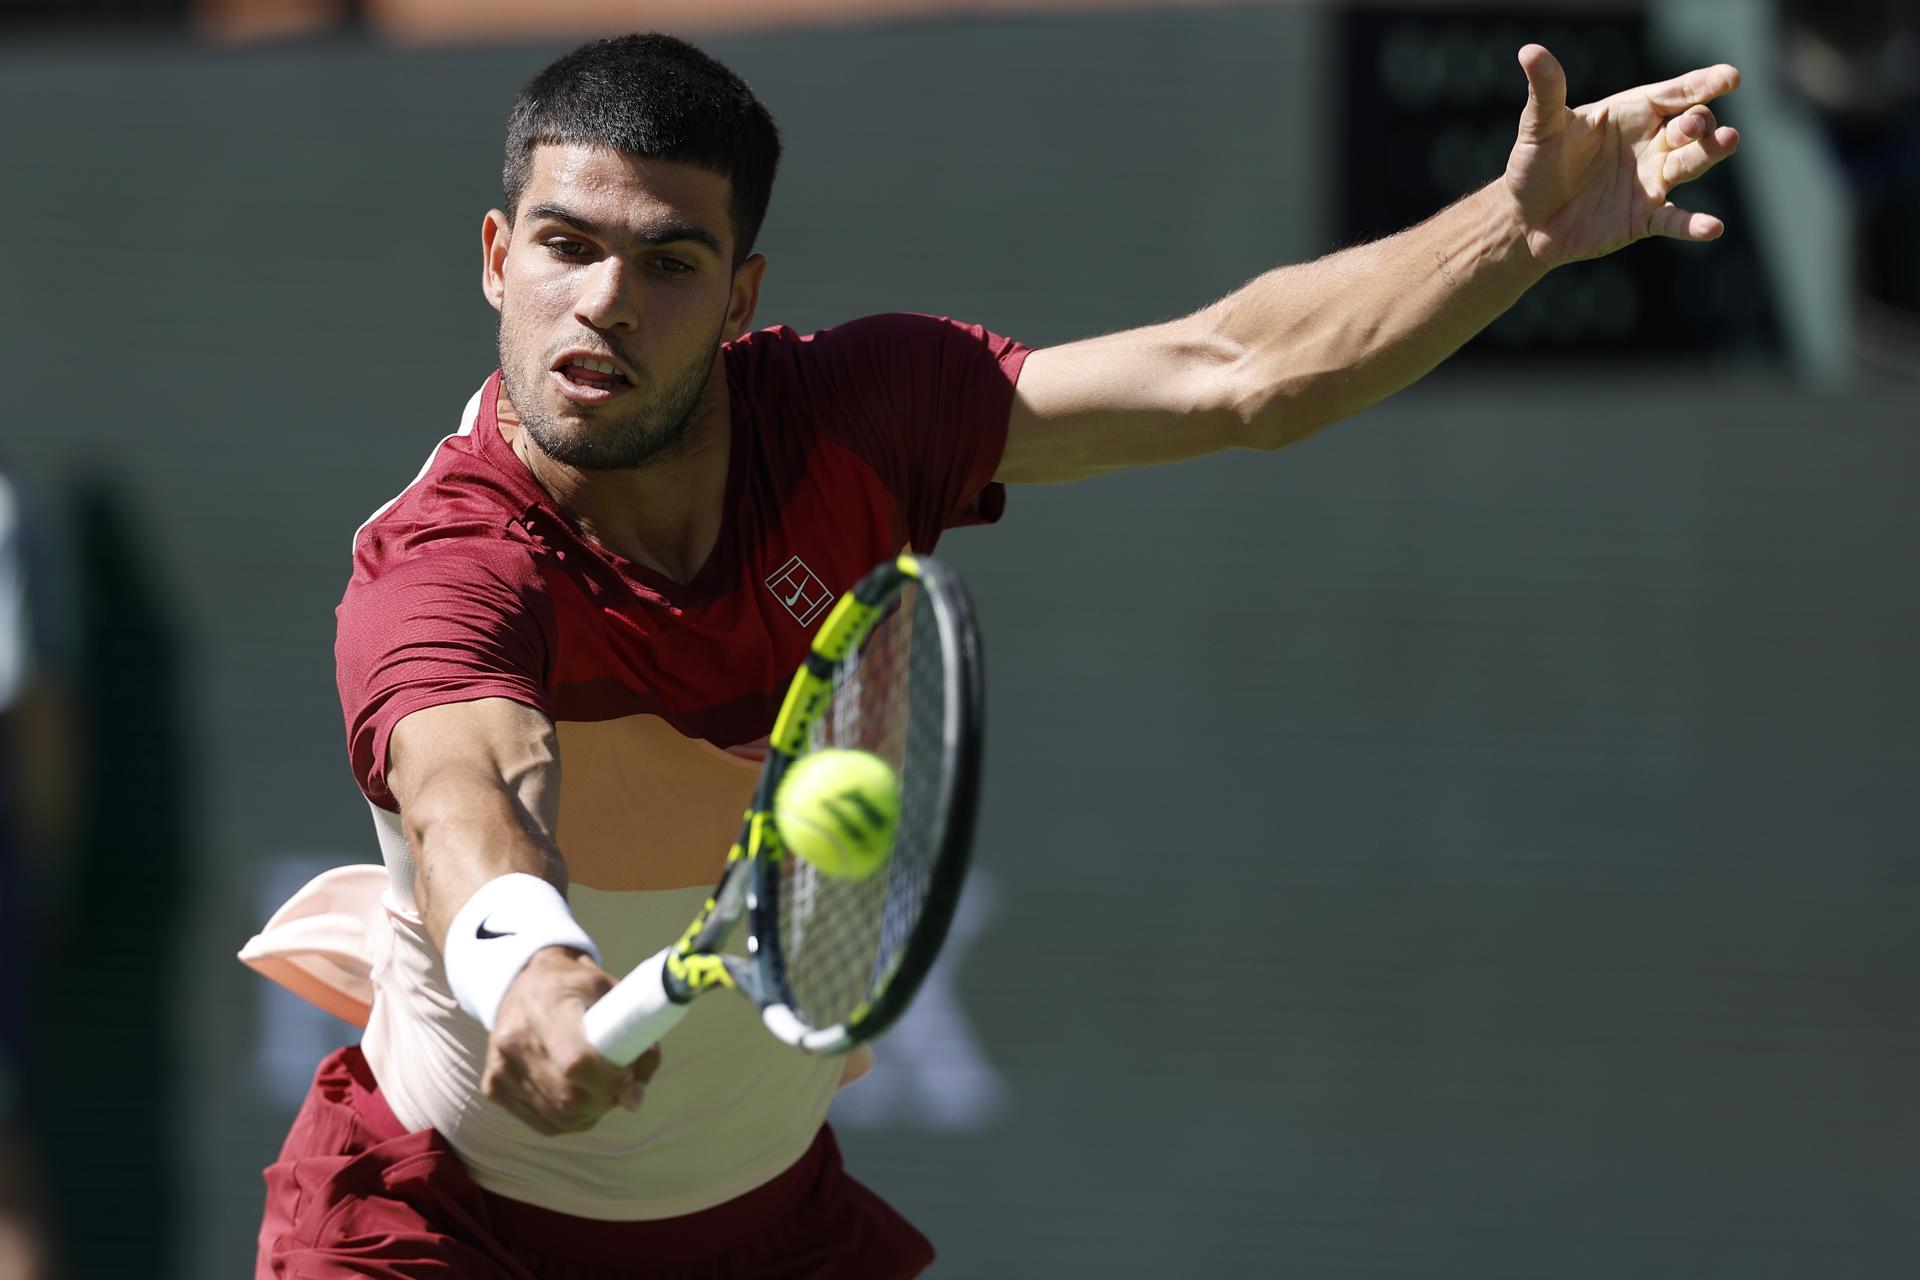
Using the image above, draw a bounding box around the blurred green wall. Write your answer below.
[3,9,1916,1277]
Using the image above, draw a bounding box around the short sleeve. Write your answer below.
[796,314,1029,552]
[335,539,554,810]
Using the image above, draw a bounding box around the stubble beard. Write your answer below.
[499,320,722,472]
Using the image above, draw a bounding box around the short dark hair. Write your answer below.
[503,34,782,261]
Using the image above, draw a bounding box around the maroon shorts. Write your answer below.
[257,1047,934,1279]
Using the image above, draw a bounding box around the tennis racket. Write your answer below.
[583,552,982,1062]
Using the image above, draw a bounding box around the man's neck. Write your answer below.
[497,365,732,585]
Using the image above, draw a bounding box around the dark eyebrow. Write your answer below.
[524,202,724,258]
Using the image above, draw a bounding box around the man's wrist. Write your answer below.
[1481,178,1552,277]
[443,872,600,1029]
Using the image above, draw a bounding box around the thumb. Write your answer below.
[1517,44,1567,138]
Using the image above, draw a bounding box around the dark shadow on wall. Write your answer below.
[26,479,185,1278]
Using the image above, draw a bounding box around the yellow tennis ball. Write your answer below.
[775,749,901,881]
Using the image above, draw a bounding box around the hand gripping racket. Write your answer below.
[583,553,982,1060]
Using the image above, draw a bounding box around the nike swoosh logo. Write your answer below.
[783,581,806,606]
[475,918,515,940]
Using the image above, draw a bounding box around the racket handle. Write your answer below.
[582,948,692,1066]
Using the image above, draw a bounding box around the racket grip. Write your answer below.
[582,949,692,1066]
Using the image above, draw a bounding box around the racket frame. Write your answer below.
[582,553,982,1063]
[752,555,983,1051]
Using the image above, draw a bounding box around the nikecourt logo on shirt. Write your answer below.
[765,555,832,626]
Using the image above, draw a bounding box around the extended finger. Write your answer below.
[1517,43,1568,138]
[1643,63,1741,115]
[1650,201,1724,242]
[1663,104,1715,148]
[1662,124,1740,187]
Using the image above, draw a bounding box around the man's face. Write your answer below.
[483,143,763,471]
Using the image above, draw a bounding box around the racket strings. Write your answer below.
[775,586,949,1030]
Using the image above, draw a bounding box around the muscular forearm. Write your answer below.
[1001,47,1740,483]
[1213,180,1546,448]
[404,766,568,951]
[384,699,655,1132]
[386,698,566,952]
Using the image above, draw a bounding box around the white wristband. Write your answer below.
[443,873,600,1030]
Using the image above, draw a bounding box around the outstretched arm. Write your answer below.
[388,697,660,1135]
[997,45,1742,484]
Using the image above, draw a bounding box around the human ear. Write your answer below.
[481,209,512,312]
[725,254,767,340]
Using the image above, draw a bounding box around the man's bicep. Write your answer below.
[387,697,562,838]
[995,317,1253,485]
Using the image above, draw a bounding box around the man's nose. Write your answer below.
[574,257,639,330]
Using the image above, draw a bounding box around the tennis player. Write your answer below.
[244,32,1742,1278]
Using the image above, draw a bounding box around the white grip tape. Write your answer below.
[443,873,599,1031]
[582,948,693,1066]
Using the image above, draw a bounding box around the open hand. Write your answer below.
[1505,44,1742,268]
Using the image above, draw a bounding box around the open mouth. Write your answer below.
[551,355,634,402]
